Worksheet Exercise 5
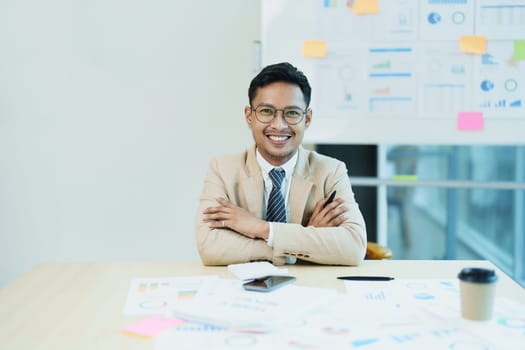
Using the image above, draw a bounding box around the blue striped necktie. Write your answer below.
[266,168,286,223]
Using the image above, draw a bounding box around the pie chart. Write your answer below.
[481,80,494,92]
[428,12,442,25]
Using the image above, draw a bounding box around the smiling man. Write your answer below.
[195,62,366,266]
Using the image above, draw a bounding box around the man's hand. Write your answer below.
[307,196,348,227]
[203,198,270,240]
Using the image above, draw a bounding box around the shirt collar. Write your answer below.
[256,148,298,179]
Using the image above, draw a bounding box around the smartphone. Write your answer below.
[242,275,296,292]
[323,190,337,209]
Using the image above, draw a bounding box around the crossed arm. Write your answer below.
[195,154,367,266]
[202,195,348,240]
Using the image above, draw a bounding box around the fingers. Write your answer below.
[316,198,345,220]
[216,197,232,207]
[202,209,226,223]
[202,198,232,216]
[310,197,326,218]
[326,203,348,221]
[322,197,344,212]
[317,198,348,227]
[330,212,347,226]
[203,211,227,223]
[207,219,227,229]
[202,198,234,228]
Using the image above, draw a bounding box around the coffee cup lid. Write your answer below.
[458,267,497,283]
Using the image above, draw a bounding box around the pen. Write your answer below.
[323,190,336,209]
[337,276,395,281]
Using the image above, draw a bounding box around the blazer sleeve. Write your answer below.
[272,160,367,266]
[194,156,286,266]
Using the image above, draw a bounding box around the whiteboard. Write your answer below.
[261,0,525,144]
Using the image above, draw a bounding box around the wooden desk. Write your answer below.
[1,261,523,350]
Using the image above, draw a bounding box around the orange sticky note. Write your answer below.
[121,316,183,337]
[457,111,484,131]
[303,40,327,58]
[353,0,379,14]
[459,36,487,55]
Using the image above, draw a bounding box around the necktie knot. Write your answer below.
[269,168,285,188]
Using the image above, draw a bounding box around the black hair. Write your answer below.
[248,62,312,107]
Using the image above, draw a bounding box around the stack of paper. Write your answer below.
[170,277,337,332]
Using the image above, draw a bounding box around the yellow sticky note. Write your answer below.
[459,35,487,55]
[514,40,525,60]
[353,0,379,15]
[303,40,327,58]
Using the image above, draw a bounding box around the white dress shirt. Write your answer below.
[256,149,298,264]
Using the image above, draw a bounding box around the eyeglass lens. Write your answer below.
[254,106,304,124]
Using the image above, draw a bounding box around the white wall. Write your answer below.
[0,0,259,287]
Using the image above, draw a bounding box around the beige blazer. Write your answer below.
[195,145,367,266]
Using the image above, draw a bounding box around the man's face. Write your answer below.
[244,82,311,166]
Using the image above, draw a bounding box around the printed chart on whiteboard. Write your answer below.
[261,0,525,144]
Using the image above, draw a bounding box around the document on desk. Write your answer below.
[342,278,461,320]
[344,279,460,317]
[157,291,525,350]
[122,275,218,315]
[169,277,338,333]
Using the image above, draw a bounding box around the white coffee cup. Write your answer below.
[458,267,498,321]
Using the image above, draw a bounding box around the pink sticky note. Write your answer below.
[457,111,484,131]
[121,316,183,337]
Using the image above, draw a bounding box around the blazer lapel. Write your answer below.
[289,147,313,225]
[241,177,264,217]
[241,146,264,217]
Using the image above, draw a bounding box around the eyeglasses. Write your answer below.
[251,105,306,125]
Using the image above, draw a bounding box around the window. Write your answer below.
[383,145,525,287]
